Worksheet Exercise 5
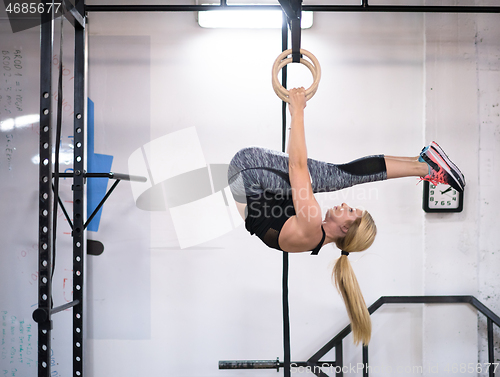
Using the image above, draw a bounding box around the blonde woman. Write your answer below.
[227,87,465,345]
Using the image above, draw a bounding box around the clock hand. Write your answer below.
[440,187,452,195]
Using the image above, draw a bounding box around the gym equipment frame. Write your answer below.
[33,1,500,377]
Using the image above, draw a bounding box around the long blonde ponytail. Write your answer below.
[332,210,376,346]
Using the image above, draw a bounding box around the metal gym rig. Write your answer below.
[31,1,500,377]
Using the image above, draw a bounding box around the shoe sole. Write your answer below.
[430,142,466,188]
[424,148,464,192]
[420,153,460,191]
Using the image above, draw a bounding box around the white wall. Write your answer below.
[1,2,499,377]
[475,11,500,375]
[423,5,500,376]
[423,10,481,374]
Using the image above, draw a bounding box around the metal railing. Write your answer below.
[311,296,500,377]
[220,296,500,377]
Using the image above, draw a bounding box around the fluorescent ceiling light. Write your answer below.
[198,10,313,29]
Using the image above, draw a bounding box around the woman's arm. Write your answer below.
[283,89,323,246]
[288,88,308,170]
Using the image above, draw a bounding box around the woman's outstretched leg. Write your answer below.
[228,142,465,203]
[385,155,419,162]
[384,156,429,179]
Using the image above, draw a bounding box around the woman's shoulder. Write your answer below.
[278,215,324,253]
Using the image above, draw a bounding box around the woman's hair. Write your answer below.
[333,210,376,346]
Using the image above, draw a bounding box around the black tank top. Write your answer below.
[245,191,325,255]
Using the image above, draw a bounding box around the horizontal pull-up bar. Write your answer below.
[32,300,81,325]
[219,359,280,370]
[85,4,500,13]
[56,171,147,182]
[219,359,337,370]
[304,5,500,13]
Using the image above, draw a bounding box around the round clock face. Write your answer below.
[428,183,460,209]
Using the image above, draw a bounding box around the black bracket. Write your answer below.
[278,0,303,63]
[54,171,147,232]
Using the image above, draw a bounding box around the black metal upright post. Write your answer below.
[281,14,288,153]
[279,2,303,375]
[37,2,54,376]
[281,11,291,377]
[362,345,368,377]
[487,318,494,377]
[73,1,86,376]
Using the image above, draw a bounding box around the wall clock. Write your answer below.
[422,180,463,213]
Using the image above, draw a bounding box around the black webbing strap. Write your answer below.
[278,0,302,63]
[291,0,302,63]
[52,8,64,280]
[281,12,291,377]
[290,17,301,63]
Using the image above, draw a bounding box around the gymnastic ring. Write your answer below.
[272,50,320,102]
[272,48,321,103]
[272,58,318,100]
[272,53,320,102]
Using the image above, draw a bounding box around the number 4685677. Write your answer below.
[5,2,62,14]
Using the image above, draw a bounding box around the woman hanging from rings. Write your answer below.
[227,87,465,346]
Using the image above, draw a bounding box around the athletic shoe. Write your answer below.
[429,141,465,188]
[419,141,465,192]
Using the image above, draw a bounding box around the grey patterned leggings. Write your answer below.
[228,146,387,203]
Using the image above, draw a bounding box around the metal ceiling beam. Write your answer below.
[85,4,500,13]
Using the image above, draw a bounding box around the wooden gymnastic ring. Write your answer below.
[272,52,320,102]
[272,48,321,103]
[272,58,318,100]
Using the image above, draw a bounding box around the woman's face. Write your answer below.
[324,203,363,232]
